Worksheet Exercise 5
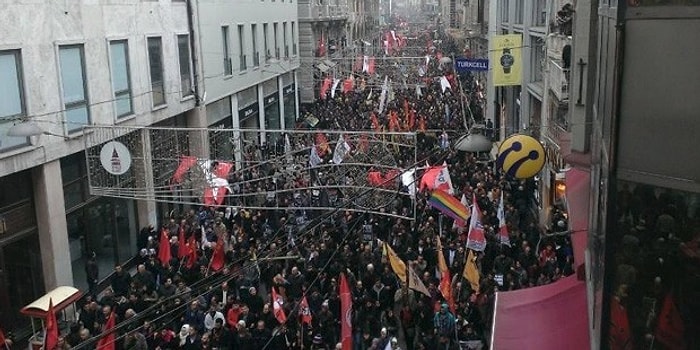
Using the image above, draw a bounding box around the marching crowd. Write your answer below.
[14,22,575,350]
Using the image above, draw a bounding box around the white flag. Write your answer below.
[440,76,452,93]
[332,135,351,164]
[309,145,322,167]
[362,55,369,73]
[416,84,422,97]
[378,76,389,114]
[331,79,341,98]
[400,168,416,197]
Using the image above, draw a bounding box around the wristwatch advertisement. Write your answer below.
[500,48,514,74]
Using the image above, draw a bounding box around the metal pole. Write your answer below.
[452,53,469,130]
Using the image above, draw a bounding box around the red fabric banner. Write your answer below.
[172,155,197,184]
[271,287,287,324]
[209,239,225,271]
[96,312,116,350]
[300,295,312,325]
[655,294,686,350]
[158,228,171,267]
[177,227,188,259]
[44,299,58,350]
[340,273,353,350]
[186,235,198,269]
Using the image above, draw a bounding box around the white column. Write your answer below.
[294,70,300,122]
[33,160,74,289]
[136,128,157,230]
[486,0,498,128]
[231,95,243,170]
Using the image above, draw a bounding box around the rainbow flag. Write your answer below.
[428,189,471,227]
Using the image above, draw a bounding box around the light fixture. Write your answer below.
[7,121,69,139]
[454,127,493,153]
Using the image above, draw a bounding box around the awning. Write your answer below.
[565,167,590,270]
[491,275,590,350]
[21,286,83,318]
[323,59,337,68]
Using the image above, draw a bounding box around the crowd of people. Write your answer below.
[27,19,576,350]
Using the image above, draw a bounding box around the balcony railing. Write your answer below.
[239,54,247,71]
[548,59,570,102]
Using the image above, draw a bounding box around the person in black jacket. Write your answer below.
[210,318,231,349]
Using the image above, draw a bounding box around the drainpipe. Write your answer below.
[186,0,201,106]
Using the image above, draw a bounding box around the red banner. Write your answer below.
[339,273,352,350]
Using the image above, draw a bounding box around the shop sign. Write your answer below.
[265,94,278,106]
[100,141,132,175]
[455,58,489,72]
[284,84,295,95]
[239,103,259,120]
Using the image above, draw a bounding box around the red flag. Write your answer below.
[436,237,455,313]
[177,227,188,259]
[388,111,400,132]
[418,116,426,132]
[271,287,287,324]
[185,235,198,269]
[214,162,233,179]
[385,32,393,54]
[339,273,353,350]
[609,297,633,350]
[408,109,416,130]
[382,169,400,189]
[209,239,225,271]
[299,295,312,325]
[497,192,511,246]
[655,294,686,350]
[317,33,326,57]
[158,228,172,267]
[172,155,197,184]
[367,171,383,187]
[44,299,58,350]
[320,77,332,99]
[370,113,381,133]
[367,57,375,75]
[96,312,116,350]
[342,77,354,94]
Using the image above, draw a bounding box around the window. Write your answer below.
[147,37,165,106]
[109,40,133,118]
[532,0,547,27]
[263,23,270,60]
[251,24,259,67]
[222,26,232,75]
[177,34,193,97]
[514,0,523,24]
[283,22,289,58]
[238,25,246,71]
[291,22,297,55]
[531,38,545,82]
[273,22,279,59]
[501,0,510,23]
[59,45,90,133]
[0,50,27,150]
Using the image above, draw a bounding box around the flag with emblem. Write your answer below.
[271,287,287,324]
[340,273,353,350]
[300,295,312,325]
[44,299,58,350]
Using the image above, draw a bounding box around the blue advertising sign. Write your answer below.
[455,58,489,72]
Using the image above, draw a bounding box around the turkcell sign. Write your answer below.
[455,58,489,72]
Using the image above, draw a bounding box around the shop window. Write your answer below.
[606,180,700,349]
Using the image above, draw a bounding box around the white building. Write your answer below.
[0,0,198,328]
[195,0,300,161]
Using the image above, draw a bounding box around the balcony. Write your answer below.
[548,59,570,102]
[546,34,572,60]
[299,3,349,22]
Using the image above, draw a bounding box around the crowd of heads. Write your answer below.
[58,22,575,350]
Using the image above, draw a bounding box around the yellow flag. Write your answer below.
[436,237,448,273]
[384,243,431,296]
[463,249,480,293]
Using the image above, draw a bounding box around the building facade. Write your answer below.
[196,0,300,162]
[0,0,198,329]
[585,1,700,349]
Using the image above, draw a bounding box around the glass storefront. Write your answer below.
[264,93,281,143]
[61,153,137,291]
[606,180,700,349]
[208,96,234,162]
[283,83,297,129]
[0,170,44,332]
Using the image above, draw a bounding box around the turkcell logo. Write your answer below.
[455,58,489,72]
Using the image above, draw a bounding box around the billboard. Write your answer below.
[492,34,522,86]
